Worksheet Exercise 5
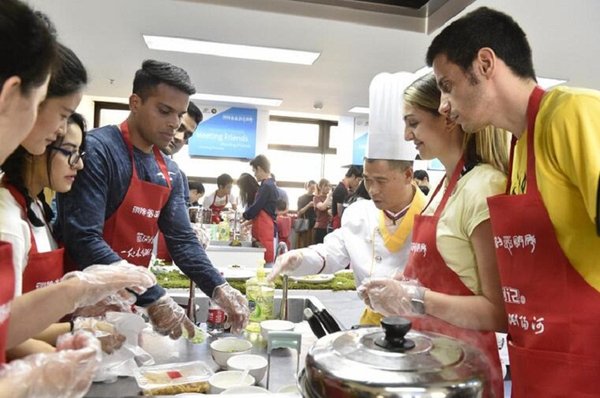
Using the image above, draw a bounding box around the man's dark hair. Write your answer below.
[187,101,203,125]
[250,154,271,174]
[426,7,536,80]
[216,173,233,188]
[276,199,287,212]
[189,180,205,194]
[414,169,429,181]
[0,0,58,94]
[345,165,363,179]
[47,43,87,99]
[132,59,195,100]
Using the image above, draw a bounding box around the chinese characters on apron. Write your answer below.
[103,121,172,267]
[487,86,600,397]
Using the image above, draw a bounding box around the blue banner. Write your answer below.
[188,107,257,159]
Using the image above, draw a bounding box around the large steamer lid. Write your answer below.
[305,317,487,390]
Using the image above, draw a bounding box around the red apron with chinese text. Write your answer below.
[487,86,600,397]
[209,193,228,224]
[330,181,347,230]
[4,184,64,293]
[252,210,275,262]
[404,158,503,398]
[103,121,172,267]
[0,241,15,364]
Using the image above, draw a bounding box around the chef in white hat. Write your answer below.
[268,72,426,325]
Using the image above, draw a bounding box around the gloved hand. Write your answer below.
[74,289,138,318]
[359,278,428,317]
[73,317,127,354]
[146,295,195,340]
[212,284,249,334]
[62,261,156,312]
[191,223,210,249]
[0,330,101,398]
[267,250,304,282]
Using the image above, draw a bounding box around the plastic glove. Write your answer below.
[73,317,127,354]
[191,223,210,249]
[360,278,428,317]
[74,289,138,318]
[0,330,101,398]
[267,250,304,282]
[146,295,195,340]
[212,284,249,334]
[62,261,156,312]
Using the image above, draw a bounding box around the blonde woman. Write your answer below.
[360,73,509,398]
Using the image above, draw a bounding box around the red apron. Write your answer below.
[252,210,276,262]
[487,86,600,398]
[0,241,15,364]
[404,158,503,398]
[209,193,228,224]
[103,121,172,267]
[3,184,64,293]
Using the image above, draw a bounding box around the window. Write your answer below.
[266,116,338,209]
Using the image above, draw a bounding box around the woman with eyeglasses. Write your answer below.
[0,113,85,359]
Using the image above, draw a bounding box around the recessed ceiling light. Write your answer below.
[143,35,320,65]
[191,93,282,107]
[348,106,369,114]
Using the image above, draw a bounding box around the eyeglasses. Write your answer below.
[48,146,85,167]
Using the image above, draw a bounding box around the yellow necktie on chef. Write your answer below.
[377,187,426,252]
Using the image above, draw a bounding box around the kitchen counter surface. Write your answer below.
[85,290,363,397]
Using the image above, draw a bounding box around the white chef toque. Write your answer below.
[367,72,418,161]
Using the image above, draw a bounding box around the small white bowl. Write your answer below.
[259,320,295,340]
[221,385,271,394]
[208,370,255,394]
[227,354,268,382]
[277,384,300,394]
[210,337,253,367]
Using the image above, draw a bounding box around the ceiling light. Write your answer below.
[348,106,369,114]
[191,93,282,107]
[144,35,320,65]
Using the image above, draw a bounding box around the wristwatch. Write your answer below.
[410,287,427,315]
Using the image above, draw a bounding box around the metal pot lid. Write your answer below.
[327,317,463,371]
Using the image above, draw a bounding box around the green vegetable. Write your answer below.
[181,324,206,344]
[153,270,356,293]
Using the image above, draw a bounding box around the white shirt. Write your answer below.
[202,191,238,209]
[0,187,57,296]
[291,199,412,287]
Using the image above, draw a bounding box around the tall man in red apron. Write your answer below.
[56,60,249,338]
[242,155,278,263]
[427,8,600,397]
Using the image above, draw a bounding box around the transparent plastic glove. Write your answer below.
[146,295,195,340]
[74,289,138,318]
[0,331,101,398]
[212,284,249,334]
[267,250,304,282]
[192,223,210,249]
[361,278,427,317]
[62,261,156,312]
[73,317,127,354]
[356,279,371,308]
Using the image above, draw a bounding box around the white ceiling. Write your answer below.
[27,0,600,118]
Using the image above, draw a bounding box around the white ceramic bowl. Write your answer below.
[259,320,295,340]
[227,354,268,382]
[208,370,255,394]
[277,384,300,394]
[210,337,253,367]
[221,385,271,394]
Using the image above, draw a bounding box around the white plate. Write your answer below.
[218,265,255,280]
[290,274,334,284]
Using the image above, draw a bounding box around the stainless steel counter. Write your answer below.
[85,290,363,397]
